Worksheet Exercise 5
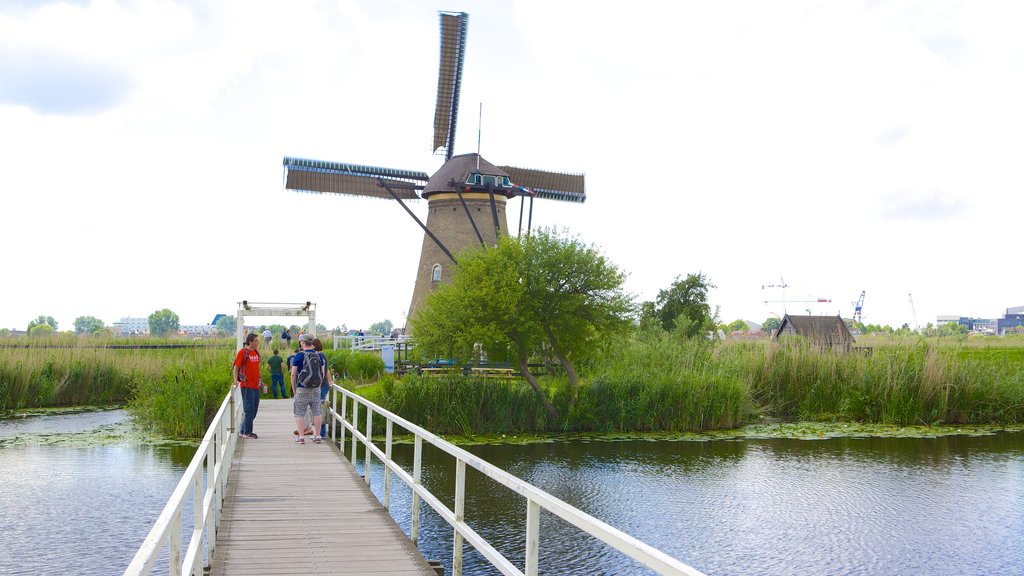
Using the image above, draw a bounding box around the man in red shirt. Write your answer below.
[233,333,266,439]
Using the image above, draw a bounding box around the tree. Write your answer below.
[370,320,394,335]
[74,316,105,334]
[216,315,237,335]
[148,309,180,337]
[641,273,716,338]
[762,317,782,333]
[726,319,749,333]
[27,315,58,332]
[412,229,633,421]
[29,324,54,336]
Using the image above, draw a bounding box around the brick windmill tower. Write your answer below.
[282,12,586,329]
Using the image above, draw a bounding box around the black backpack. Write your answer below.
[297,350,324,388]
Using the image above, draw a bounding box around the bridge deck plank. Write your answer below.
[209,399,437,576]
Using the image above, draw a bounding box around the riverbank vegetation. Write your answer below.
[0,335,388,437]
[3,329,1023,438]
[370,335,1024,435]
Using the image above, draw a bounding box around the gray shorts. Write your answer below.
[292,387,322,417]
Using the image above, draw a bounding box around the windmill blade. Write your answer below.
[283,157,428,200]
[498,166,587,203]
[432,11,468,161]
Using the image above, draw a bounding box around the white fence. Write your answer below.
[124,385,242,576]
[325,385,706,576]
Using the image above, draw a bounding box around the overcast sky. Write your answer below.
[2,0,1022,332]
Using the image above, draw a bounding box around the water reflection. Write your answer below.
[361,432,1024,576]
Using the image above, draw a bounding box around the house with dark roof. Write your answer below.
[772,314,855,352]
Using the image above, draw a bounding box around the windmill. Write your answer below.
[281,12,586,329]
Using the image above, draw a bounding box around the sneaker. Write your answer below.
[239,433,256,439]
[250,433,258,439]
[313,436,322,444]
[294,437,305,444]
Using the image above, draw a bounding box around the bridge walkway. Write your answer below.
[208,398,437,576]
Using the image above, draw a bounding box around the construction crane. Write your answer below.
[763,297,832,314]
[852,291,866,323]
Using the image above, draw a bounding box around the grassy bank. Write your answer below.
[370,335,1024,435]
[0,339,234,437]
[6,334,1022,439]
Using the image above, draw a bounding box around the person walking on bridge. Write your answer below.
[267,348,287,399]
[290,334,324,444]
[233,333,266,439]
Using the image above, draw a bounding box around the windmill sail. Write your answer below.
[499,166,587,203]
[283,157,428,200]
[432,12,468,161]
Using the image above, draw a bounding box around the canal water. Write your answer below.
[0,409,196,575]
[1,409,1022,575]
[362,431,1024,576]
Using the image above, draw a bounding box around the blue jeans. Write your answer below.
[271,372,286,398]
[240,386,260,435]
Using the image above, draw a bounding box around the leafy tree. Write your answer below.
[940,322,968,337]
[412,229,633,421]
[29,324,54,336]
[216,315,237,335]
[727,319,749,333]
[641,273,716,338]
[148,309,180,337]
[27,315,58,332]
[370,320,394,335]
[74,316,105,334]
[762,317,782,333]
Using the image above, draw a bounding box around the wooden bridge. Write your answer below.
[208,400,437,575]
[126,385,705,576]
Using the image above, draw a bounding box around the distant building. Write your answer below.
[773,314,855,352]
[180,324,217,337]
[113,317,149,335]
[998,306,1024,335]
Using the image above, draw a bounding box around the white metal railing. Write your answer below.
[325,384,707,576]
[333,334,412,351]
[124,385,243,576]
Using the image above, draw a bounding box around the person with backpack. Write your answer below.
[233,333,266,439]
[312,338,334,438]
[290,333,324,444]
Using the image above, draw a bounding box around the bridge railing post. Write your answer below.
[227,384,236,434]
[330,384,338,442]
[453,459,466,576]
[525,499,540,576]
[339,390,347,447]
[350,400,359,465]
[365,407,373,488]
[384,420,393,509]
[412,435,422,545]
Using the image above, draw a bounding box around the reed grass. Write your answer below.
[371,374,551,434]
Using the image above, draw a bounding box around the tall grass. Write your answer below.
[372,374,550,434]
[0,341,236,438]
[127,361,231,438]
[376,334,1024,434]
[719,339,1024,425]
[576,335,752,432]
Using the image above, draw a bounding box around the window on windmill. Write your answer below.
[432,265,442,282]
